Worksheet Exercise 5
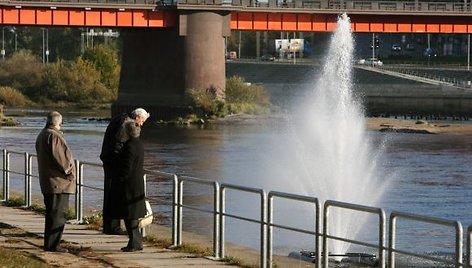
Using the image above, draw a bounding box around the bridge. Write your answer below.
[1,0,471,119]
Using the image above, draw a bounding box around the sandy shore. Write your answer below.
[366,117,472,135]
[211,114,472,135]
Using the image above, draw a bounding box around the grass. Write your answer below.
[0,246,49,268]
[2,195,75,220]
[0,112,19,127]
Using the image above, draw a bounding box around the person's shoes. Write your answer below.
[45,247,68,253]
[120,246,143,252]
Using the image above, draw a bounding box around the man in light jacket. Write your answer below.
[35,111,76,253]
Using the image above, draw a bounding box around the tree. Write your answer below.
[82,44,120,95]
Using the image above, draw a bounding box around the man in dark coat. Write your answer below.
[35,111,76,253]
[100,108,149,234]
[110,120,146,251]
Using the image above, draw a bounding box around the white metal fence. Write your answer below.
[1,148,469,267]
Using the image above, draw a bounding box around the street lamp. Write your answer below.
[42,28,49,64]
[45,28,49,63]
[1,27,5,60]
[8,27,17,51]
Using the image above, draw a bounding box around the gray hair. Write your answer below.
[131,108,150,120]
[46,111,62,128]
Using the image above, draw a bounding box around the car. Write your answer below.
[358,58,383,66]
[392,44,402,51]
[406,43,416,51]
[260,54,275,61]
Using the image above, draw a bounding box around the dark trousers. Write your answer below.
[124,219,143,249]
[103,162,121,233]
[43,193,69,251]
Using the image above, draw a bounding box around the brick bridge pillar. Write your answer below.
[114,11,231,120]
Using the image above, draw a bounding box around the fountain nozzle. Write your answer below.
[288,251,379,266]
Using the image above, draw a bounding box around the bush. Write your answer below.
[0,86,30,106]
[187,76,272,117]
[226,76,270,106]
[44,58,113,104]
[188,87,224,116]
[0,50,45,96]
[83,44,120,96]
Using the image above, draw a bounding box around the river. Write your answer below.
[1,108,472,261]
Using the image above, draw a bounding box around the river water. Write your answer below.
[1,108,472,262]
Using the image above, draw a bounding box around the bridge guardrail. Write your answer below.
[1,0,472,13]
[0,147,469,267]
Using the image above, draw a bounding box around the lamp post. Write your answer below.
[42,28,45,64]
[8,27,17,51]
[45,28,49,63]
[1,27,5,60]
[42,28,49,64]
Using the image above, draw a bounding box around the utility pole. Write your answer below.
[1,27,5,60]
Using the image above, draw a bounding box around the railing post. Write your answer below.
[323,204,329,268]
[177,179,183,245]
[379,209,386,268]
[388,214,397,268]
[4,151,10,201]
[75,160,83,222]
[213,182,221,258]
[172,174,179,246]
[219,187,226,258]
[315,201,322,268]
[1,149,5,201]
[260,190,267,268]
[26,154,33,207]
[23,152,29,207]
[267,194,273,268]
[467,225,472,268]
[141,174,147,237]
[455,221,464,267]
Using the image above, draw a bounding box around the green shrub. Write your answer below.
[83,44,120,96]
[187,76,272,117]
[44,58,113,103]
[188,87,224,116]
[0,50,46,96]
[0,86,30,106]
[226,76,270,106]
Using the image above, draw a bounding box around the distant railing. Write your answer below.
[0,148,469,267]
[1,0,472,13]
[377,65,472,89]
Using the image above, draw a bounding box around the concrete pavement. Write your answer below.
[0,204,235,267]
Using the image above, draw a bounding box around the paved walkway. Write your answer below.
[0,205,234,267]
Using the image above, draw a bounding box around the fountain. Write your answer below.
[284,13,391,260]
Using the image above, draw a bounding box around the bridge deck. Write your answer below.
[1,0,472,32]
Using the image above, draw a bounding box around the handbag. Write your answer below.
[138,200,153,228]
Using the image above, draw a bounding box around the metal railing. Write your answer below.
[1,147,470,267]
[267,191,321,268]
[323,200,386,268]
[389,211,464,267]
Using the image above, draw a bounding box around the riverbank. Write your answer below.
[207,113,472,135]
[366,117,472,135]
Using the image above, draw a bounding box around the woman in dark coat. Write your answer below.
[110,120,146,252]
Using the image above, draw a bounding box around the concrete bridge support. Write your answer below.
[114,11,231,120]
